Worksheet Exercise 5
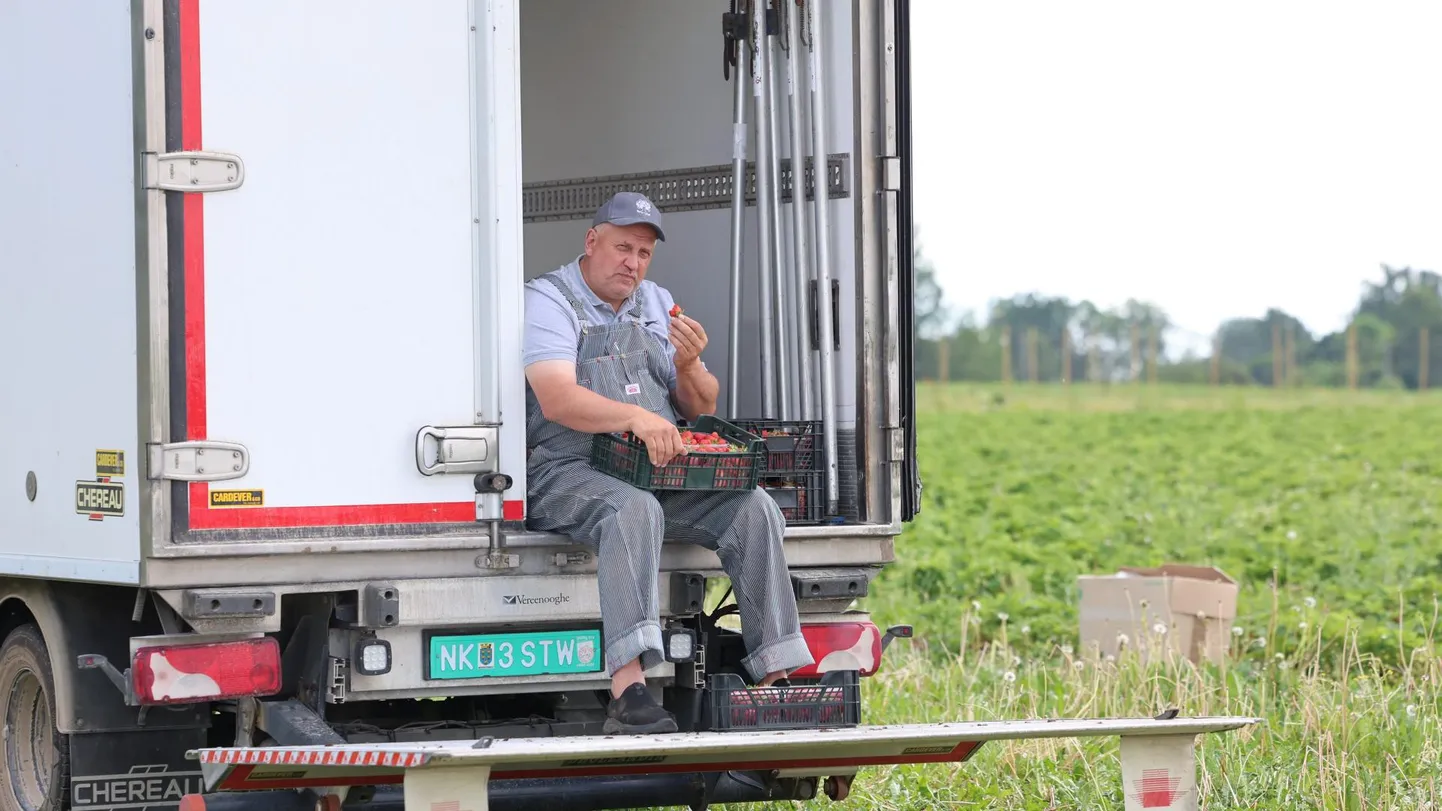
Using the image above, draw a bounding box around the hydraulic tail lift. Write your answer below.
[180,715,1260,811]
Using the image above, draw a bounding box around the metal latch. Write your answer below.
[416,426,497,476]
[144,150,245,193]
[148,441,250,482]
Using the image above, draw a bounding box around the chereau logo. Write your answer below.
[503,593,571,607]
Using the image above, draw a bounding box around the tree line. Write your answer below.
[915,249,1442,390]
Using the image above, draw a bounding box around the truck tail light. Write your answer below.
[132,637,282,705]
[789,622,883,679]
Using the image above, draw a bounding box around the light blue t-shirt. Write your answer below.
[522,256,683,390]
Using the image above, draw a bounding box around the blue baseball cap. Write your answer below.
[592,191,666,242]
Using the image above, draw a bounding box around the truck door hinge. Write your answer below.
[147,440,250,482]
[880,156,902,192]
[144,150,245,193]
[887,425,906,462]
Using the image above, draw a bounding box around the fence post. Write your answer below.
[1346,323,1358,390]
[1061,329,1072,385]
[1210,334,1221,386]
[1130,323,1141,383]
[1026,327,1039,383]
[938,338,950,384]
[1284,324,1295,387]
[1271,322,1282,388]
[1001,325,1012,386]
[1147,324,1158,385]
[1421,327,1430,391]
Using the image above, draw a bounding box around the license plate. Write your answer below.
[427,629,603,680]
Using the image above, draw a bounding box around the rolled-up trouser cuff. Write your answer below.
[741,632,814,682]
[604,619,664,677]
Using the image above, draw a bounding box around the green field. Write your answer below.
[752,384,1442,810]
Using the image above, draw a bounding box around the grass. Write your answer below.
[727,383,1442,809]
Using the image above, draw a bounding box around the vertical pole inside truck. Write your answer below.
[808,0,841,511]
[763,0,792,420]
[750,0,779,419]
[785,0,816,420]
[725,2,749,420]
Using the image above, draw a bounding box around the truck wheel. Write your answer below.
[0,625,68,811]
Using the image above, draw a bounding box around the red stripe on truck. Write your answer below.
[188,499,524,530]
[180,0,206,442]
[175,1,526,531]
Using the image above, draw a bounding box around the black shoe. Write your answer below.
[603,683,679,735]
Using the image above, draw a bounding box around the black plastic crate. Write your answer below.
[708,670,860,732]
[760,471,825,525]
[732,419,820,475]
[590,415,765,491]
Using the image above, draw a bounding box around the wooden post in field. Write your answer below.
[1088,342,1100,386]
[1211,334,1221,386]
[1061,329,1072,385]
[1346,323,1358,390]
[1421,327,1430,391]
[1146,324,1158,385]
[1271,322,1282,388]
[1001,325,1012,386]
[1026,327,1039,383]
[938,338,950,383]
[1130,322,1141,383]
[1284,324,1295,387]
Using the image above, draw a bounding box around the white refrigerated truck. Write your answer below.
[2,1,1254,810]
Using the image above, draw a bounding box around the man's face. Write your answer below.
[581,223,658,308]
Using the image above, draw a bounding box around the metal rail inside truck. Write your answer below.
[1,2,1257,810]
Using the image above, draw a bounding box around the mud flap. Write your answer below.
[70,728,207,810]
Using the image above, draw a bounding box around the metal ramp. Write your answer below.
[182,715,1260,811]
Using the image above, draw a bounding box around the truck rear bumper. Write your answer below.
[144,527,897,590]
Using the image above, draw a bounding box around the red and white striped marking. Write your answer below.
[1133,769,1184,807]
[197,748,428,769]
[1119,735,1198,811]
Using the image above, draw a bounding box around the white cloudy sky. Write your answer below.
[911,1,1442,351]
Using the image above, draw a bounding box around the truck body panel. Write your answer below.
[4,0,903,585]
[0,1,144,584]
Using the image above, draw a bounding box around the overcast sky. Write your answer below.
[911,1,1442,351]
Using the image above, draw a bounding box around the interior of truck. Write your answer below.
[518,0,871,525]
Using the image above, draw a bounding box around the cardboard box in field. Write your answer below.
[1077,564,1238,665]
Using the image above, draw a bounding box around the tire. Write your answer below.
[0,625,68,811]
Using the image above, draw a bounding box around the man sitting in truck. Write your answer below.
[522,191,814,735]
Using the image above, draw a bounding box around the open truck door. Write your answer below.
[155,0,526,549]
[182,716,1260,811]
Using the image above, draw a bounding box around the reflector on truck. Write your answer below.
[133,637,281,705]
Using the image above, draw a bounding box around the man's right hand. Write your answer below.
[627,409,685,467]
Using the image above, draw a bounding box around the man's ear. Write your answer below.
[583,226,600,257]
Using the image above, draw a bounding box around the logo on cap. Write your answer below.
[636,198,653,214]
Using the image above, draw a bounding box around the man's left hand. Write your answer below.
[669,313,708,372]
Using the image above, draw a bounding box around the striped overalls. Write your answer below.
[524,269,814,682]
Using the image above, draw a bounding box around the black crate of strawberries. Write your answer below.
[731,419,826,526]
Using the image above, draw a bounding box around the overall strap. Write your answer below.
[537,271,592,327]
[625,283,648,322]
